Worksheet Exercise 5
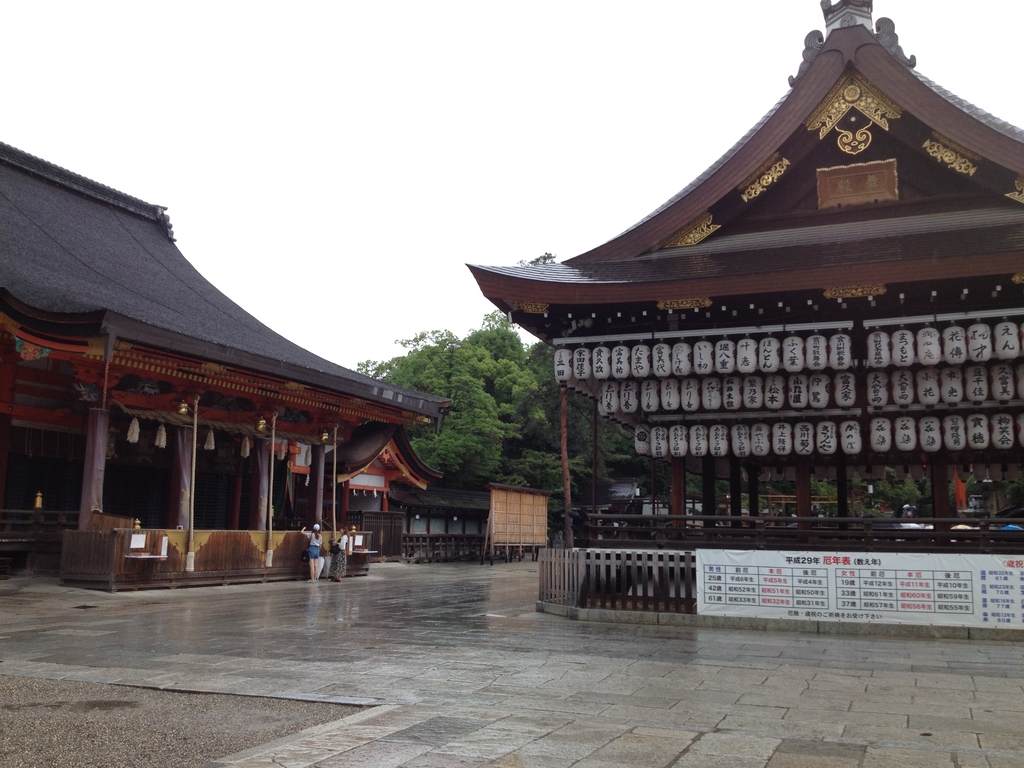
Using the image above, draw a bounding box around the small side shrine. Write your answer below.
[472,2,1024,631]
[0,140,447,587]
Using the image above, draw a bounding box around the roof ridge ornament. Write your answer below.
[873,17,916,69]
[821,0,873,34]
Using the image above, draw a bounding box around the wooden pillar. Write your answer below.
[670,456,685,517]
[701,454,716,516]
[729,458,742,526]
[78,408,110,530]
[560,387,574,548]
[795,464,812,528]
[306,444,325,528]
[0,413,11,509]
[164,425,192,531]
[381,490,389,512]
[836,456,849,518]
[0,355,15,508]
[591,398,598,519]
[932,462,951,520]
[248,437,269,530]
[747,464,759,519]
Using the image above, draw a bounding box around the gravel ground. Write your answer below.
[0,675,360,768]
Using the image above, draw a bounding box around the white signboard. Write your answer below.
[697,549,1024,629]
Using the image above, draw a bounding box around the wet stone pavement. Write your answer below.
[2,561,1024,767]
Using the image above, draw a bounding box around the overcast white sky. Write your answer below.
[2,1,1021,369]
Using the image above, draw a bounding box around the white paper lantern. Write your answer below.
[680,378,700,411]
[573,348,592,380]
[967,323,993,362]
[816,421,837,455]
[709,424,729,457]
[592,346,611,380]
[764,375,786,410]
[942,326,967,364]
[612,345,631,379]
[620,381,639,413]
[641,379,660,412]
[715,339,736,374]
[731,424,751,458]
[991,413,1015,450]
[693,341,714,375]
[669,425,688,457]
[891,369,915,406]
[965,364,989,403]
[894,416,917,452]
[867,331,891,368]
[994,320,1018,359]
[751,423,771,457]
[808,373,830,409]
[652,343,672,377]
[743,375,764,410]
[783,335,805,372]
[915,368,940,405]
[631,344,652,378]
[689,424,709,456]
[660,379,680,411]
[966,413,990,450]
[828,333,853,370]
[758,337,781,373]
[671,343,692,376]
[891,328,916,367]
[833,372,857,408]
[866,371,889,407]
[772,422,793,455]
[651,426,669,458]
[916,327,941,366]
[840,420,861,455]
[990,364,1015,402]
[598,381,620,414]
[722,376,742,411]
[788,374,809,409]
[553,348,572,383]
[701,377,722,410]
[870,418,892,452]
[940,367,963,404]
[942,415,967,451]
[805,335,827,371]
[918,416,941,453]
[794,422,815,455]
[735,338,758,374]
[635,424,651,455]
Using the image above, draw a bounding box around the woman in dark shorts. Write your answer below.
[301,524,322,582]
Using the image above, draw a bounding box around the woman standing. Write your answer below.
[300,524,322,582]
[328,528,348,581]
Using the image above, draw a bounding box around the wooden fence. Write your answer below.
[404,533,485,562]
[539,548,696,614]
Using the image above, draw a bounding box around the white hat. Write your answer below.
[313,524,320,530]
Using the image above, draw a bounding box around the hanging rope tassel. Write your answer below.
[240,436,250,458]
[278,440,288,460]
[204,428,215,451]
[155,423,167,449]
[127,417,140,444]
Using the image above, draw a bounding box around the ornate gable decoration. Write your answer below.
[805,73,902,155]
[1008,178,1024,206]
[738,154,791,203]
[660,212,720,249]
[922,132,979,177]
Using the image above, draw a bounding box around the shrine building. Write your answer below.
[470,1,1024,531]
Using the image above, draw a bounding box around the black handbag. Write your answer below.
[301,548,310,562]
[330,542,341,555]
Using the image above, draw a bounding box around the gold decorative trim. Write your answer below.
[922,132,978,176]
[738,154,791,202]
[661,212,721,248]
[806,73,901,156]
[656,297,713,311]
[505,299,549,314]
[823,284,887,299]
[1007,178,1024,205]
[1012,273,1024,285]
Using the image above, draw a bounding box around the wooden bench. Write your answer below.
[0,556,12,579]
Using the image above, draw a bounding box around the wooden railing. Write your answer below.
[582,514,1024,554]
[539,548,696,614]
[403,533,485,562]
[0,509,79,547]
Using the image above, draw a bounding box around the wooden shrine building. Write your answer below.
[0,140,447,581]
[471,1,1024,550]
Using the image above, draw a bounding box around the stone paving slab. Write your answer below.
[3,562,1024,767]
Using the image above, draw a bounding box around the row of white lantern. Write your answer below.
[634,413,1022,458]
[597,363,1024,415]
[867,323,1023,368]
[554,334,854,382]
[598,373,857,414]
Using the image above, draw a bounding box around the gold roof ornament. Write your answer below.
[806,73,902,155]
[660,212,720,249]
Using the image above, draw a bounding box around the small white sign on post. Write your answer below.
[697,549,1024,630]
